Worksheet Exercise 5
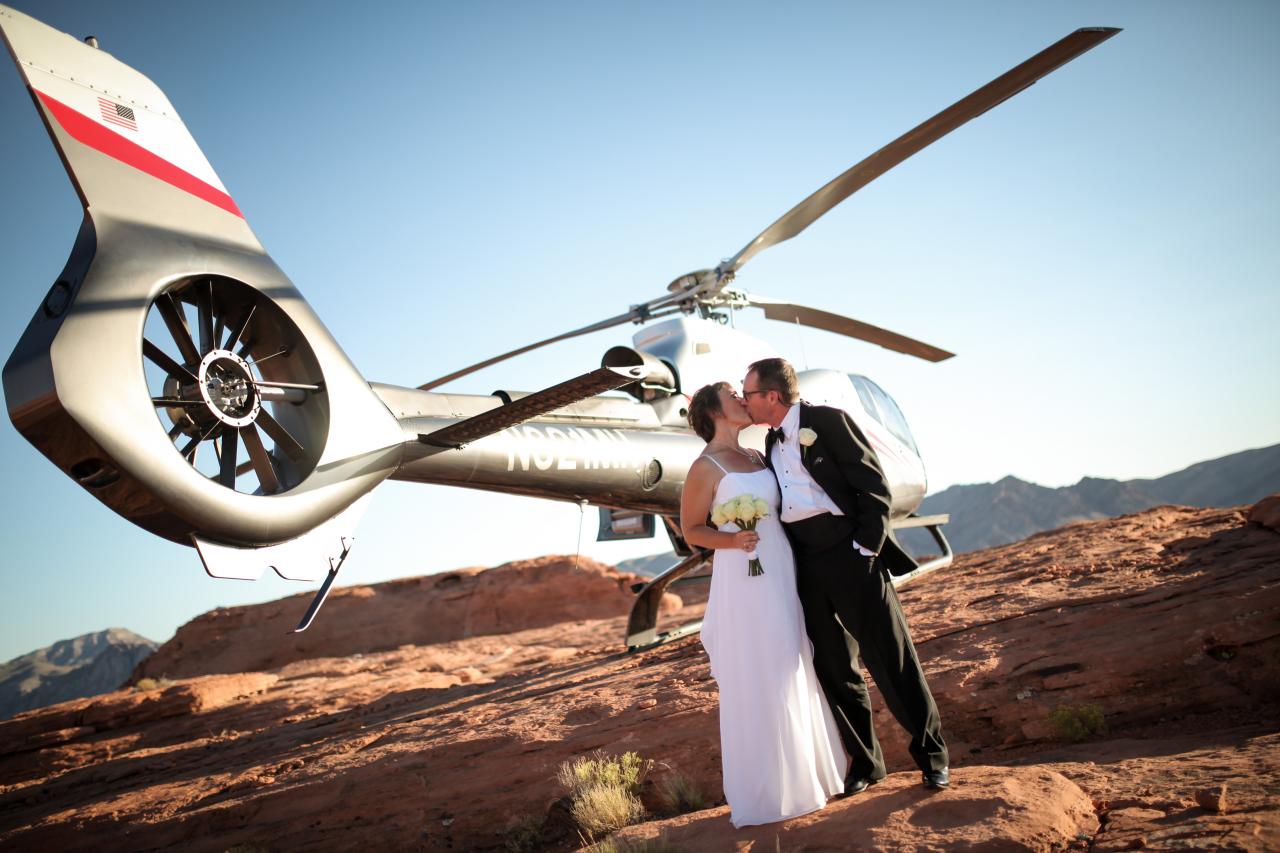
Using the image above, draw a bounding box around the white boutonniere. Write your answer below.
[798,427,817,461]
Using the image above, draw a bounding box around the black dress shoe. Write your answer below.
[922,767,950,789]
[842,773,879,797]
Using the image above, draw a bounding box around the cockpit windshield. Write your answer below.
[848,374,919,454]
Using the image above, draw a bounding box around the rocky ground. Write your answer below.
[1,499,1277,851]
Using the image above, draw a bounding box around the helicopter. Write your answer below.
[0,4,1118,649]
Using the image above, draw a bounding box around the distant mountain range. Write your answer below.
[1,628,157,720]
[617,443,1280,574]
[904,443,1280,554]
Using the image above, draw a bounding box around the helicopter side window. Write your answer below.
[862,377,919,453]
[847,375,883,425]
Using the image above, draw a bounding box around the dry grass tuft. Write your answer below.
[1048,703,1108,742]
[133,676,174,692]
[571,784,646,838]
[656,771,711,815]
[558,749,652,799]
[557,750,653,839]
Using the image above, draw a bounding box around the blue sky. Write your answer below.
[1,1,1276,662]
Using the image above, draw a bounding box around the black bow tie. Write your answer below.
[768,427,785,445]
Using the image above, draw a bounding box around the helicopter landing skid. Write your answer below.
[624,549,712,652]
[623,513,953,652]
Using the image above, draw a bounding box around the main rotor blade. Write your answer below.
[722,27,1120,274]
[416,308,645,391]
[747,294,954,362]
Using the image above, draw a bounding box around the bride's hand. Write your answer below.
[732,530,759,552]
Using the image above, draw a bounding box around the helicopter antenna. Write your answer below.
[573,499,588,572]
[794,316,810,371]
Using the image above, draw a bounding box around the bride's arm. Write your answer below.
[680,458,760,553]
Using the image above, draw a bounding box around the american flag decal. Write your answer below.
[98,97,137,131]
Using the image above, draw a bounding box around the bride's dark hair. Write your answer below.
[688,382,732,442]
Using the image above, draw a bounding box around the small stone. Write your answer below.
[1194,783,1229,814]
[635,698,658,710]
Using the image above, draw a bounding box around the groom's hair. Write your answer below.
[747,357,799,404]
[688,382,731,442]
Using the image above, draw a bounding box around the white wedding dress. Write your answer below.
[699,461,847,828]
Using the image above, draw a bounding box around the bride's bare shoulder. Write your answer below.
[688,453,716,475]
[683,456,725,501]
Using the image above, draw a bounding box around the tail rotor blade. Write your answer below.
[256,408,305,461]
[143,338,197,382]
[197,279,215,355]
[240,424,280,493]
[218,428,239,488]
[156,292,201,367]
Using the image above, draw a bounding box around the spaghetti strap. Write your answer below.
[705,454,729,474]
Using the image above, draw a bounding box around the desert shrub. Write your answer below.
[571,783,646,837]
[557,750,653,839]
[656,772,710,815]
[501,813,543,852]
[1048,703,1107,742]
[133,676,174,692]
[558,750,652,799]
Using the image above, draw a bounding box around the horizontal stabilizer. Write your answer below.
[192,493,372,582]
[418,352,650,449]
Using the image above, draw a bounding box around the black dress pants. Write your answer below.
[785,513,948,779]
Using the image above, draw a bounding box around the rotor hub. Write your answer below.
[144,275,327,494]
[197,349,260,427]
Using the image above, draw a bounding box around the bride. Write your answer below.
[680,381,847,827]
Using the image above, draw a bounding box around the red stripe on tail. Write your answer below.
[35,90,244,219]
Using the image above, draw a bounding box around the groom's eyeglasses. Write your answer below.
[742,389,771,398]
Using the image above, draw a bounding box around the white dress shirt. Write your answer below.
[771,403,877,557]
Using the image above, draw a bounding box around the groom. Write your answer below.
[742,357,949,794]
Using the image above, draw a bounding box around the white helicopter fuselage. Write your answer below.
[385,316,928,524]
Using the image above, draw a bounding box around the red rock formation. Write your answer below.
[1248,492,1280,531]
[134,555,679,680]
[0,501,1276,851]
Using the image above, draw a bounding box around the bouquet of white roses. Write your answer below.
[711,494,770,576]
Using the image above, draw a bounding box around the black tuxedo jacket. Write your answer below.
[765,402,918,577]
